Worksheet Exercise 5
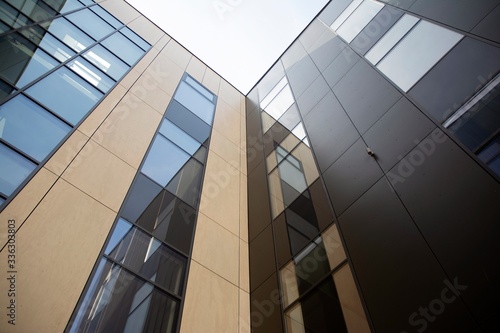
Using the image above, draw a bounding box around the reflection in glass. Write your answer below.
[174,82,215,125]
[264,83,294,120]
[165,158,204,208]
[166,100,211,144]
[185,75,215,101]
[0,79,15,101]
[260,76,287,109]
[331,0,363,30]
[159,119,201,155]
[141,135,190,187]
[67,259,178,333]
[105,219,187,295]
[26,67,103,125]
[0,143,36,196]
[83,44,129,81]
[67,57,115,92]
[39,33,76,62]
[377,20,463,92]
[47,17,94,52]
[6,0,56,23]
[66,8,114,41]
[101,32,144,66]
[121,27,151,51]
[0,94,70,161]
[336,0,384,43]
[365,14,419,65]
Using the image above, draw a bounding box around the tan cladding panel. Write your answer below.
[0,179,116,333]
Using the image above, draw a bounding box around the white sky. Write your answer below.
[126,0,329,94]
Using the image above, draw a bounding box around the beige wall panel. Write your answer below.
[154,34,171,51]
[0,179,116,333]
[239,239,249,292]
[199,153,240,236]
[202,67,221,94]
[146,52,185,96]
[239,172,248,242]
[240,110,247,154]
[61,140,136,211]
[132,47,160,75]
[130,71,173,114]
[162,40,192,70]
[100,0,140,24]
[192,213,239,285]
[322,224,346,269]
[92,93,161,168]
[180,260,239,333]
[127,15,164,45]
[0,168,57,247]
[239,290,251,333]
[334,264,371,333]
[78,84,127,137]
[119,68,141,90]
[186,57,207,82]
[45,130,89,176]
[210,128,240,170]
[213,100,241,147]
[219,79,242,112]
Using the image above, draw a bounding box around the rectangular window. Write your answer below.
[0,143,36,196]
[47,17,94,52]
[83,44,129,81]
[336,0,384,43]
[174,81,215,125]
[67,56,115,93]
[101,32,144,66]
[66,8,114,41]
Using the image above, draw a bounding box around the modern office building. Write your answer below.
[0,0,499,333]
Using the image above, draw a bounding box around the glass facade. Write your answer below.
[0,0,151,207]
[66,74,217,333]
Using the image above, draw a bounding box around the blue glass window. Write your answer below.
[141,135,190,187]
[0,95,70,161]
[26,67,103,125]
[47,17,94,52]
[39,33,76,62]
[185,76,215,102]
[174,81,215,125]
[159,119,201,155]
[67,57,114,93]
[66,8,114,41]
[0,144,36,196]
[90,5,122,29]
[101,32,144,66]
[120,27,150,51]
[15,49,59,88]
[83,44,129,81]
[166,100,211,144]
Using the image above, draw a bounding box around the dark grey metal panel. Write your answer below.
[323,138,384,215]
[248,160,272,242]
[281,40,308,71]
[318,0,353,26]
[322,47,360,89]
[256,61,286,103]
[390,128,500,326]
[408,0,498,31]
[250,273,284,333]
[350,5,404,55]
[408,37,500,123]
[378,0,417,10]
[296,74,330,118]
[309,30,347,72]
[286,54,321,99]
[333,59,402,134]
[303,91,360,172]
[339,177,476,333]
[471,3,500,43]
[250,223,277,292]
[299,18,329,51]
[363,97,436,172]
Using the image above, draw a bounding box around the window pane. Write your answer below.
[0,143,36,196]
[16,49,59,88]
[0,79,15,101]
[90,5,122,29]
[67,57,114,92]
[122,174,163,223]
[58,0,84,13]
[82,44,129,81]
[0,33,36,85]
[105,222,187,295]
[174,82,215,125]
[141,135,191,187]
[66,8,114,41]
[159,119,201,155]
[337,0,384,43]
[6,0,56,23]
[101,32,144,66]
[121,26,150,51]
[47,17,94,52]
[365,14,419,65]
[377,20,463,92]
[0,95,70,161]
[331,0,363,30]
[264,84,294,120]
[26,67,103,125]
[165,158,203,208]
[67,259,179,333]
[185,75,214,101]
[39,33,76,62]
[165,100,211,144]
[260,76,288,109]
[104,218,133,255]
